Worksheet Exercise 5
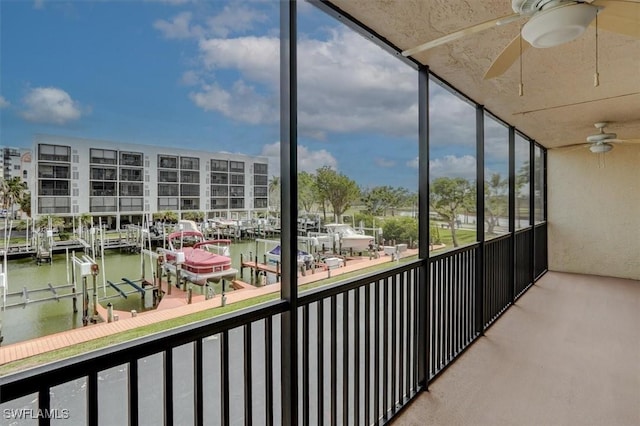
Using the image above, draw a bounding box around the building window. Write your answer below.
[91,182,116,196]
[90,197,117,212]
[254,175,268,186]
[230,186,244,197]
[211,173,228,185]
[120,168,143,181]
[120,197,143,212]
[158,155,178,169]
[211,198,229,209]
[158,170,178,183]
[90,149,117,165]
[119,182,143,196]
[180,170,200,183]
[229,161,244,173]
[38,180,69,196]
[90,167,117,181]
[254,186,268,197]
[158,184,179,196]
[230,198,244,209]
[38,144,70,162]
[158,197,179,210]
[180,198,199,210]
[120,151,143,167]
[180,157,199,170]
[180,184,200,197]
[211,185,228,197]
[254,163,268,174]
[38,164,70,179]
[254,198,268,208]
[230,174,245,185]
[38,197,70,214]
[211,159,228,172]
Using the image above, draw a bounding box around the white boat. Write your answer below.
[324,224,374,252]
[266,245,314,267]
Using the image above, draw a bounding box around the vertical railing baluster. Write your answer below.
[265,317,273,426]
[382,277,389,420]
[129,358,139,426]
[244,324,253,426]
[374,280,381,423]
[164,349,174,426]
[354,288,360,425]
[391,274,397,415]
[302,306,309,426]
[39,387,51,426]
[364,285,370,426]
[221,330,231,426]
[398,271,405,408]
[195,339,204,426]
[88,371,98,426]
[414,267,420,386]
[317,300,324,425]
[342,291,349,426]
[330,295,337,426]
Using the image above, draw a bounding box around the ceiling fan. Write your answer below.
[556,122,640,153]
[402,0,640,79]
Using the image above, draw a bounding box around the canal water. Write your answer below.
[1,240,277,346]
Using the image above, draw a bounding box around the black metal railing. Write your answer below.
[0,300,288,426]
[534,223,548,279]
[514,228,533,298]
[429,244,479,378]
[483,234,512,327]
[0,234,548,425]
[298,260,423,425]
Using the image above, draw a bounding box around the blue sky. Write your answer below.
[0,0,513,190]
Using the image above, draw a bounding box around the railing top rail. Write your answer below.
[0,299,288,402]
[429,242,480,262]
[514,227,533,235]
[484,233,512,244]
[534,222,547,229]
[298,258,424,306]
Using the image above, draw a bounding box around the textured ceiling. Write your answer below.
[327,0,640,148]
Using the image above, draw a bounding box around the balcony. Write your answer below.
[396,271,639,426]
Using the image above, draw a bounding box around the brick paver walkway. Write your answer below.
[0,250,416,366]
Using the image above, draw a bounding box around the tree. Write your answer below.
[315,166,360,223]
[1,177,27,218]
[362,186,410,217]
[485,173,507,235]
[298,171,317,214]
[268,176,280,213]
[381,216,418,245]
[429,177,474,247]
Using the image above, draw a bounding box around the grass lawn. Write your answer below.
[0,254,418,375]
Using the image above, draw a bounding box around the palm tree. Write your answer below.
[1,177,27,218]
[268,176,280,214]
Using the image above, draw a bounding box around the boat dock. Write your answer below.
[0,249,417,366]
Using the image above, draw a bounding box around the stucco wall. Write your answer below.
[548,145,640,280]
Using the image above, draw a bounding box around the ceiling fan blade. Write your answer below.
[613,138,640,143]
[592,0,640,38]
[551,143,588,150]
[484,34,531,79]
[402,13,520,57]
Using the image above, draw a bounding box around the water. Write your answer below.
[1,240,277,345]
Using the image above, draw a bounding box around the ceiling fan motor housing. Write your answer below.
[520,2,600,48]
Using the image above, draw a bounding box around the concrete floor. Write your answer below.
[394,271,640,426]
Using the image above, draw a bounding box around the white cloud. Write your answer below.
[260,141,338,175]
[0,96,10,108]
[187,28,418,138]
[206,5,268,38]
[20,87,84,124]
[33,0,44,10]
[180,70,201,86]
[154,11,203,39]
[429,155,477,180]
[406,157,418,169]
[189,80,277,125]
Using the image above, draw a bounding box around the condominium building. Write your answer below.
[2,146,32,184]
[32,134,270,228]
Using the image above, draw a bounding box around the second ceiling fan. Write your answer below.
[402,0,640,79]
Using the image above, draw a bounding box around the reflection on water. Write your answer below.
[1,241,269,345]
